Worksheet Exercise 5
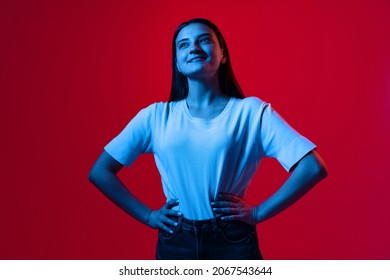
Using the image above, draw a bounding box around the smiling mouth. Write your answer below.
[188,56,207,63]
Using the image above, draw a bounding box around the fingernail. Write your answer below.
[212,208,217,211]
[174,222,178,226]
[178,212,182,216]
[170,230,173,234]
[210,202,215,205]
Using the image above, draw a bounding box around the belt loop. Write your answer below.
[193,221,199,260]
[177,215,183,231]
[212,218,218,238]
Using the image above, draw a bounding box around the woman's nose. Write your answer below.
[189,43,202,54]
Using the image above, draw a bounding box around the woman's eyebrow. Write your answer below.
[176,32,212,45]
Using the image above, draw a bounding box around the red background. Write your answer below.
[1,0,389,259]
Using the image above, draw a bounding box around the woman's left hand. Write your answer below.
[211,193,260,225]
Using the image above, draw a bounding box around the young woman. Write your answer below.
[88,18,328,260]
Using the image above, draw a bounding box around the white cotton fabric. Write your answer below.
[104,97,316,220]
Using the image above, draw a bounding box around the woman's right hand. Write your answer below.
[146,200,182,233]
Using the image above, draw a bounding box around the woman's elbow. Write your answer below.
[310,151,328,181]
[315,163,328,181]
[88,165,100,185]
[298,150,328,182]
[88,151,122,186]
[88,163,108,186]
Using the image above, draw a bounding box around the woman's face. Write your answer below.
[175,23,226,79]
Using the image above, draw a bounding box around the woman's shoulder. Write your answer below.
[141,100,182,111]
[232,96,269,111]
[138,100,184,119]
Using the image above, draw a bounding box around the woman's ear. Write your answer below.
[221,49,227,64]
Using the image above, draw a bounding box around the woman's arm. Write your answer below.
[211,150,328,224]
[254,149,327,223]
[88,150,181,233]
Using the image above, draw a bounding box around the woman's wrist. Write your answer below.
[251,206,263,224]
[144,209,153,227]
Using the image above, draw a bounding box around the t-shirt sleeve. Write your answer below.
[259,103,316,171]
[104,104,154,167]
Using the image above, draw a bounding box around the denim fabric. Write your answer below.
[156,216,262,260]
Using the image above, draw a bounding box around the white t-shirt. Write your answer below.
[105,97,316,220]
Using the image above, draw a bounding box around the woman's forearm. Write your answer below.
[254,150,328,223]
[88,169,152,226]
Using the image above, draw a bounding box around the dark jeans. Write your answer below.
[156,216,263,260]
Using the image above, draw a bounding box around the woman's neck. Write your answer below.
[186,77,227,108]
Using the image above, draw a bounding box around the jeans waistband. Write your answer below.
[179,216,224,231]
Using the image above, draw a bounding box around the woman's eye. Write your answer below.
[178,42,188,49]
[200,37,211,43]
